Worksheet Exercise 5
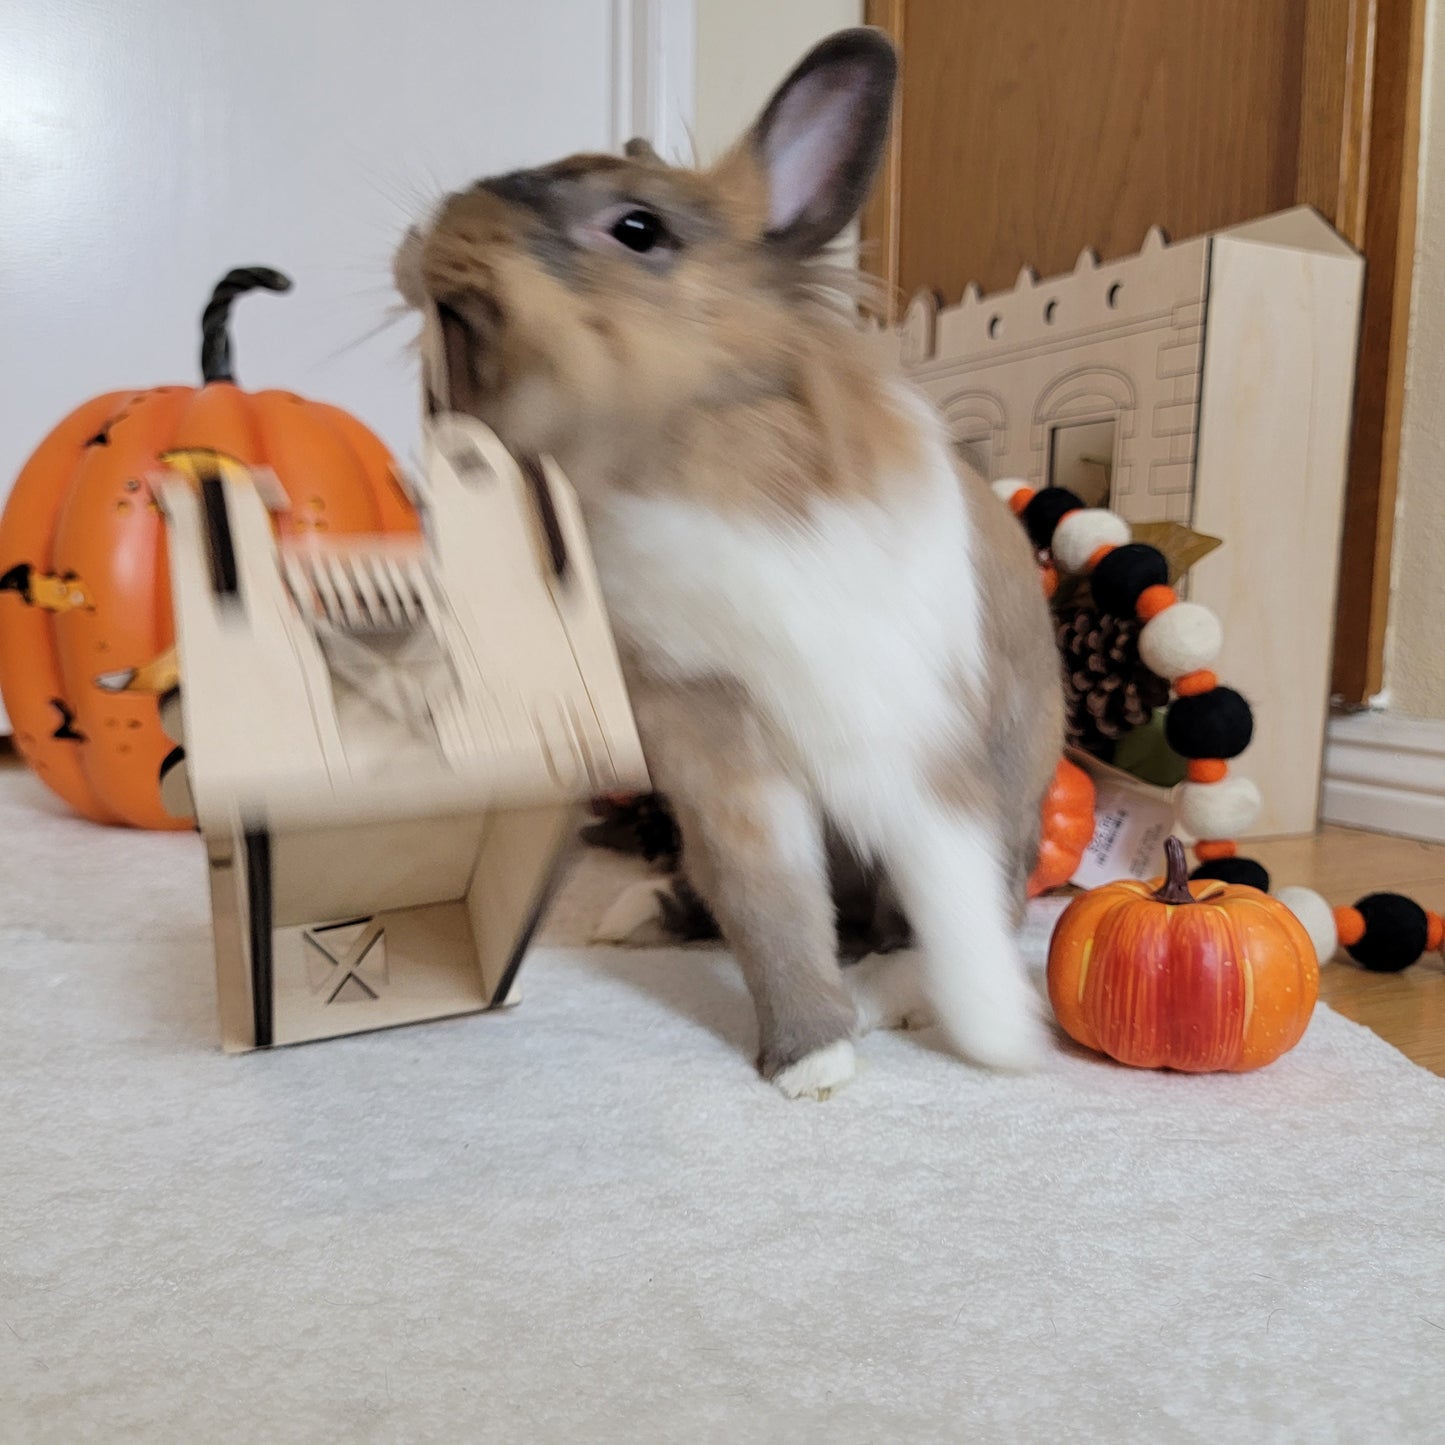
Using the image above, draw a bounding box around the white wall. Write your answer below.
[691,0,863,163]
[0,0,865,492]
[0,0,615,489]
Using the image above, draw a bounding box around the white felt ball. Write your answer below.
[1275,885,1339,965]
[1051,508,1132,573]
[1178,776,1262,840]
[1138,602,1223,680]
[991,477,1031,506]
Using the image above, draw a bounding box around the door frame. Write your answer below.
[610,0,697,161]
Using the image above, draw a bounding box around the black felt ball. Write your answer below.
[1022,487,1085,550]
[1347,892,1430,972]
[1191,857,1271,892]
[1090,543,1169,618]
[1164,687,1254,760]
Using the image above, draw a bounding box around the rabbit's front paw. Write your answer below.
[768,1039,856,1100]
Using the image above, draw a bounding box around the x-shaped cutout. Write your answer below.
[303,917,387,1003]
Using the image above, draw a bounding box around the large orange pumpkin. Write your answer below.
[1027,756,1096,897]
[1047,837,1318,1072]
[0,267,418,829]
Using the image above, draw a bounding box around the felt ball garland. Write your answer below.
[997,476,1445,977]
[995,479,1262,875]
[1266,886,1445,972]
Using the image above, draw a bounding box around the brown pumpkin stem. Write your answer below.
[200,267,293,385]
[1153,836,1196,905]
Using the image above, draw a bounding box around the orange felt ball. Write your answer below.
[1008,488,1036,516]
[1334,906,1366,948]
[1136,584,1178,620]
[1175,670,1218,697]
[1428,912,1444,952]
[1187,759,1228,784]
[1194,838,1237,861]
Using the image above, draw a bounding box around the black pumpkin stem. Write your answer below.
[1153,836,1196,905]
[200,267,292,385]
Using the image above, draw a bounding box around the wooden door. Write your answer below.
[863,0,1426,704]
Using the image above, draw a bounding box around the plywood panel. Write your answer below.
[889,0,1312,303]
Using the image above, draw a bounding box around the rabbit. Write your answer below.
[394,27,1064,1097]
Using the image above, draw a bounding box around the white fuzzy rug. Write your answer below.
[4,764,1445,1444]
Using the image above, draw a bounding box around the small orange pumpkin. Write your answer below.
[0,267,418,830]
[1027,756,1096,897]
[1047,837,1318,1072]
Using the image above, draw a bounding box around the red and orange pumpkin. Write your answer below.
[1028,756,1095,897]
[0,268,418,829]
[1047,837,1318,1072]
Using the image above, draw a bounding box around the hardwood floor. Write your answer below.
[1251,825,1445,1074]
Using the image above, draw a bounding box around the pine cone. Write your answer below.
[1057,608,1170,761]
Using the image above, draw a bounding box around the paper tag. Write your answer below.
[1070,774,1177,888]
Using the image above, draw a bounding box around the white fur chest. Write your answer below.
[583,455,984,773]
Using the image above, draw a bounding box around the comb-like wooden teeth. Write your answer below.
[369,557,404,628]
[325,554,365,629]
[382,555,420,625]
[348,555,385,627]
[307,554,343,626]
[281,546,433,633]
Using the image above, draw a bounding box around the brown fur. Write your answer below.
[409,150,920,518]
[628,676,857,1079]
[928,475,1065,919]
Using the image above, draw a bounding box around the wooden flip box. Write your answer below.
[159,418,648,1050]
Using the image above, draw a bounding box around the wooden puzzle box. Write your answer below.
[160,418,648,1051]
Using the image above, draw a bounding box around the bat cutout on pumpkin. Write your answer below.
[94,644,192,820]
[49,699,86,742]
[82,396,145,449]
[0,563,94,613]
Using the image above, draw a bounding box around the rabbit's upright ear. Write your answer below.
[743,28,897,257]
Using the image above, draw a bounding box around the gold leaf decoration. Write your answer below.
[1051,520,1223,615]
[1129,521,1223,584]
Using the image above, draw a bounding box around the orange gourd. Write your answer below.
[1047,837,1318,1072]
[1027,757,1096,897]
[0,267,418,830]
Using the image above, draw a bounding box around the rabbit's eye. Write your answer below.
[610,209,670,254]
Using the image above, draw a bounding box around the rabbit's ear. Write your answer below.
[745,28,896,257]
[623,137,663,165]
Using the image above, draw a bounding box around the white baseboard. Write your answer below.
[1321,710,1445,842]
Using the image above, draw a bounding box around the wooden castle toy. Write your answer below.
[158,421,648,1051]
[898,207,1365,837]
